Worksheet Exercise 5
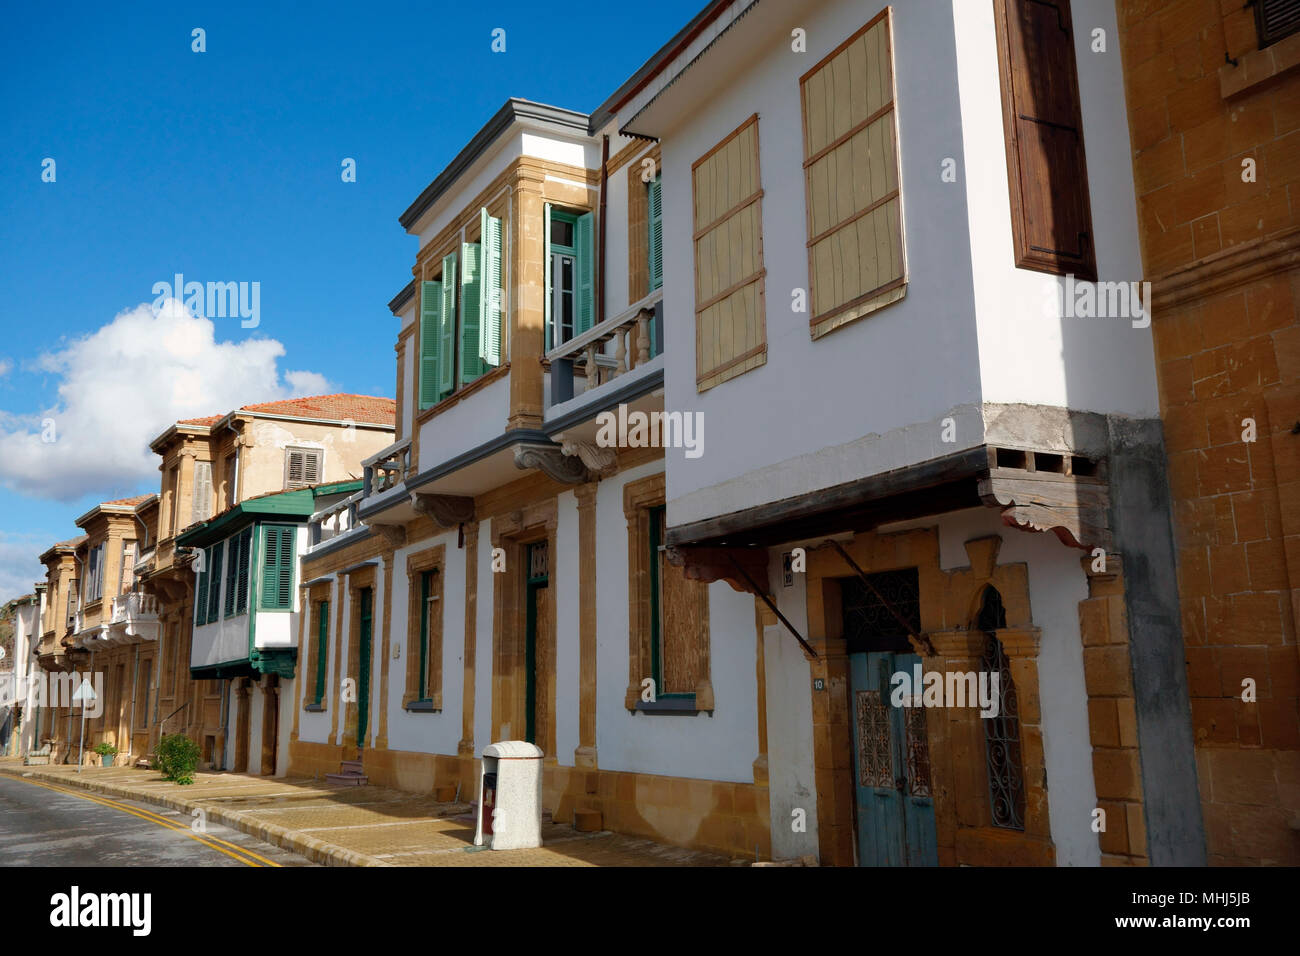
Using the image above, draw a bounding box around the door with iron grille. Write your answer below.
[843,570,937,866]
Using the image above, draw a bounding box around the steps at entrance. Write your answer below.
[325,759,368,786]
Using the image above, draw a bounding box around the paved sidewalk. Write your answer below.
[0,764,740,867]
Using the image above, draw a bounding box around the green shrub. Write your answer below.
[155,734,201,785]
[91,742,119,757]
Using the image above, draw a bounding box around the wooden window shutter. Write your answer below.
[419,280,443,408]
[439,252,457,397]
[120,541,135,593]
[1256,0,1300,48]
[994,0,1096,280]
[223,535,238,616]
[460,240,484,383]
[799,10,907,339]
[314,600,329,704]
[191,461,213,524]
[692,115,767,392]
[286,449,304,488]
[479,207,503,367]
[628,160,650,302]
[575,212,595,335]
[194,551,209,625]
[260,526,293,610]
[207,541,224,624]
[543,202,553,348]
[302,449,321,485]
[648,177,663,292]
[235,528,251,614]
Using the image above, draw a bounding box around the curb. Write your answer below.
[2,767,390,867]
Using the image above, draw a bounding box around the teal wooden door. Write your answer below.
[356,587,373,749]
[849,650,938,866]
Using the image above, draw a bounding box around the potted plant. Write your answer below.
[91,742,119,767]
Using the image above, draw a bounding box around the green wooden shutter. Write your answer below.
[460,241,484,383]
[480,207,502,367]
[260,526,294,610]
[314,600,329,704]
[543,202,552,350]
[439,252,457,397]
[194,548,210,626]
[419,281,442,408]
[207,542,224,624]
[648,177,663,292]
[235,528,252,614]
[223,536,238,617]
[576,211,594,334]
[418,571,430,700]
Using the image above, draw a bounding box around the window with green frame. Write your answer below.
[312,599,329,706]
[419,207,503,409]
[204,541,224,625]
[259,524,296,611]
[223,527,252,618]
[545,204,594,351]
[194,545,212,626]
[416,569,436,701]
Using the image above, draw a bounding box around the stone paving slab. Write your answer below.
[1,765,738,867]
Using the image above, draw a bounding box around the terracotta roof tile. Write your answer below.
[238,393,395,426]
[101,494,153,508]
[177,414,222,426]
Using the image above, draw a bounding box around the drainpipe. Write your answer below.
[597,134,609,327]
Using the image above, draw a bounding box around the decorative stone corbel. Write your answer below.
[410,493,475,528]
[560,440,617,477]
[371,524,407,549]
[513,443,589,484]
[978,470,1112,551]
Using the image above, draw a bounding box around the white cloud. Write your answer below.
[0,531,52,605]
[0,359,12,378]
[0,299,334,501]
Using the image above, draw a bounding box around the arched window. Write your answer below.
[977,587,1025,830]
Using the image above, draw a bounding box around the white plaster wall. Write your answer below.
[414,135,523,248]
[594,461,759,782]
[416,373,511,473]
[191,615,247,668]
[554,490,580,767]
[385,529,467,756]
[654,0,984,525]
[880,507,1101,867]
[295,575,337,746]
[254,611,293,649]
[952,0,1158,420]
[763,549,820,860]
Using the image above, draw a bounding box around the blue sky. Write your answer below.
[0,0,703,598]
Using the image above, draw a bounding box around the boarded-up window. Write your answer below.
[692,115,767,391]
[650,506,707,695]
[800,10,906,339]
[993,0,1096,280]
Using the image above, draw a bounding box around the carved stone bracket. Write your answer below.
[560,440,617,477]
[513,443,590,484]
[410,493,475,528]
[667,545,768,596]
[978,469,1112,552]
[371,524,407,549]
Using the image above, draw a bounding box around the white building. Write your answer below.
[293,0,1201,866]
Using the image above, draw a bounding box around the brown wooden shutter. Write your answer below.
[994,0,1096,280]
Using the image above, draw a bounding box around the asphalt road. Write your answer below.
[0,773,315,866]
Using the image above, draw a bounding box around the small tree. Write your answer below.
[155,734,201,786]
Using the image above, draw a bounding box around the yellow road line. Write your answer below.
[14,776,281,867]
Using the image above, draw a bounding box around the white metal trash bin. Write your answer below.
[473,740,544,850]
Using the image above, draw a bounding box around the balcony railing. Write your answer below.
[110,592,158,625]
[309,491,364,547]
[547,288,664,408]
[362,438,412,498]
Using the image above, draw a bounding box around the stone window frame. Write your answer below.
[342,565,377,745]
[303,582,332,713]
[403,544,446,713]
[622,472,714,714]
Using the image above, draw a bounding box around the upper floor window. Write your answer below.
[222,527,252,618]
[648,175,663,293]
[224,452,239,507]
[419,207,504,409]
[259,524,296,611]
[84,543,105,603]
[993,0,1096,280]
[545,206,594,350]
[627,148,663,302]
[1255,0,1300,47]
[692,115,767,390]
[192,460,213,524]
[285,446,322,489]
[799,10,907,339]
